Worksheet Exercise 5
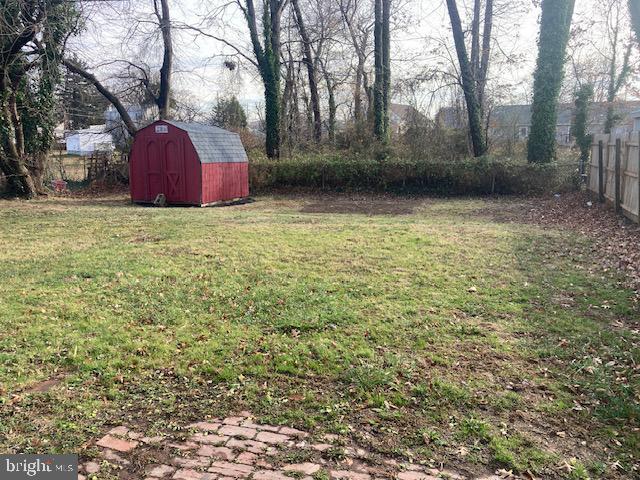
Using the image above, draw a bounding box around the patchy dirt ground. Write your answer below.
[299,196,419,215]
[1,191,638,479]
[479,191,640,302]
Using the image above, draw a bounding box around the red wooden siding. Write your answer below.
[129,120,248,206]
[201,162,249,205]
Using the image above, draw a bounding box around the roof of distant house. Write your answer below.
[389,103,426,124]
[439,101,640,129]
[489,101,640,127]
[67,124,109,135]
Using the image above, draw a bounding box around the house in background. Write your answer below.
[389,103,427,134]
[437,101,640,145]
[105,105,156,147]
[66,125,114,156]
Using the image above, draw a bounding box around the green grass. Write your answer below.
[0,194,638,478]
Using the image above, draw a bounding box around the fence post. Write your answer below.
[615,138,622,213]
[598,140,605,203]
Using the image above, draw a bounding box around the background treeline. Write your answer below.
[1,0,640,198]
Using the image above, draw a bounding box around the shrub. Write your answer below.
[248,151,579,196]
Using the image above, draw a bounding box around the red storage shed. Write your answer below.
[129,120,249,206]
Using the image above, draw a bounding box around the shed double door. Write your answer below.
[145,138,186,203]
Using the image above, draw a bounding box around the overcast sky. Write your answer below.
[70,0,637,119]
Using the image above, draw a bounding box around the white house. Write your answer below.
[66,125,114,156]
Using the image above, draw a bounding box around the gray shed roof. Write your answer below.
[165,121,248,164]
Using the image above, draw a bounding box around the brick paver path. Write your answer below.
[79,412,505,480]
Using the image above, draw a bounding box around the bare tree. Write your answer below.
[155,0,174,120]
[63,0,174,137]
[339,0,373,124]
[445,0,487,157]
[291,0,322,142]
[602,0,633,133]
[62,59,138,136]
[471,0,493,112]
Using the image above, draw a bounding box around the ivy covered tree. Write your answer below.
[527,0,575,164]
[373,0,391,142]
[209,96,248,130]
[0,0,78,198]
[242,0,287,158]
[572,84,593,175]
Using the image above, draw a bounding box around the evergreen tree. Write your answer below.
[209,97,248,130]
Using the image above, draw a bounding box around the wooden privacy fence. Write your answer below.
[588,133,640,223]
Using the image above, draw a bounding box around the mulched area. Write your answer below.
[484,191,640,301]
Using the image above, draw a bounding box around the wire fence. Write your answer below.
[48,150,129,185]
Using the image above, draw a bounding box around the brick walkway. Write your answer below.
[79,412,504,480]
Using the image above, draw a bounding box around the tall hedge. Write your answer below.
[248,155,579,195]
[527,0,575,164]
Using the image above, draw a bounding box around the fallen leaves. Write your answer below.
[497,192,640,303]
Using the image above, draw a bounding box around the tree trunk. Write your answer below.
[320,59,336,143]
[354,58,364,123]
[470,0,481,81]
[527,0,575,163]
[0,99,37,198]
[244,0,283,158]
[445,0,487,157]
[604,16,632,134]
[477,0,493,112]
[156,0,173,120]
[264,68,281,158]
[63,59,138,136]
[381,0,391,138]
[281,51,295,146]
[327,84,337,142]
[292,0,322,142]
[373,0,384,141]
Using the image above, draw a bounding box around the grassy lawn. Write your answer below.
[0,195,638,478]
